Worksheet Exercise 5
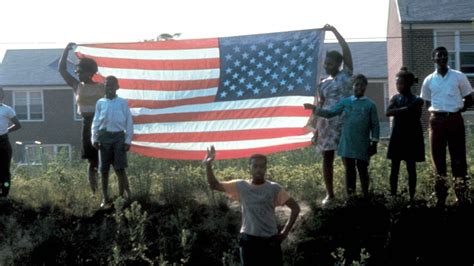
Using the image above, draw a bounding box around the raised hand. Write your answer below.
[203,145,216,164]
[66,42,77,50]
[322,24,336,32]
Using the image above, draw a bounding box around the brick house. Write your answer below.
[387,0,474,123]
[0,49,81,163]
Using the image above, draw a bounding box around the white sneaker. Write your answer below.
[321,196,335,207]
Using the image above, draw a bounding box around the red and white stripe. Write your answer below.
[76,39,314,160]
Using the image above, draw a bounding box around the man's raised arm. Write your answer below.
[204,145,225,192]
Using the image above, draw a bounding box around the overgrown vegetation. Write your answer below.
[1,131,474,265]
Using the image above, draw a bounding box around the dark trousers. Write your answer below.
[239,233,283,266]
[0,135,12,197]
[342,157,369,196]
[429,113,467,177]
[98,131,128,174]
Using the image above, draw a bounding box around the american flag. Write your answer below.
[75,29,325,160]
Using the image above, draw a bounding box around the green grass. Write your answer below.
[1,129,473,265]
[8,129,474,215]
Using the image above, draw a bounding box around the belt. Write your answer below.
[431,111,461,117]
[99,130,125,135]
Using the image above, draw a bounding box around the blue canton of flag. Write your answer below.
[217,29,323,101]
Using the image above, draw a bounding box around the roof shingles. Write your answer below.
[0,49,76,87]
[324,42,387,79]
[397,0,474,23]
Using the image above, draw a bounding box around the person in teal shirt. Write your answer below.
[305,74,379,197]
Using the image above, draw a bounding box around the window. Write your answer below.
[13,91,44,121]
[23,144,72,164]
[435,30,474,75]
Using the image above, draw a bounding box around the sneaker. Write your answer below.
[321,196,335,207]
[100,199,111,209]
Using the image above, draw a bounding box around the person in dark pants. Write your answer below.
[386,67,425,201]
[306,74,379,198]
[420,46,473,207]
[92,76,133,208]
[59,42,105,195]
[0,88,22,197]
[204,146,300,266]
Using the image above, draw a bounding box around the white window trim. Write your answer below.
[22,143,72,165]
[434,29,474,77]
[12,89,45,122]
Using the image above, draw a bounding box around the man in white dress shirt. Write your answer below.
[92,76,133,207]
[420,46,473,207]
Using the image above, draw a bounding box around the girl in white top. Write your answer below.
[59,43,105,195]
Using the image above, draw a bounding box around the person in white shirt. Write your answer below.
[420,46,473,207]
[0,88,22,197]
[91,76,133,207]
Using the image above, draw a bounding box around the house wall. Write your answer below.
[388,0,474,127]
[401,27,474,126]
[387,0,404,98]
[402,28,434,95]
[2,87,82,161]
[365,80,388,122]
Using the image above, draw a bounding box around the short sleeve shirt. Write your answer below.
[0,104,16,135]
[420,68,473,112]
[221,180,291,237]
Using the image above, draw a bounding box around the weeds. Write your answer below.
[1,131,473,264]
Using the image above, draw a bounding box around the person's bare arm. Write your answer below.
[323,24,353,72]
[386,95,408,116]
[58,42,79,91]
[8,116,21,132]
[275,197,300,241]
[461,93,473,112]
[204,145,225,192]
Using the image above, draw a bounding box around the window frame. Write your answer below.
[434,30,474,77]
[12,90,45,122]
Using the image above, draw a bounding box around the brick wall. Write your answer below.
[402,28,434,130]
[402,29,434,95]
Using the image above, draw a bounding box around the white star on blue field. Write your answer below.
[216,29,323,101]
